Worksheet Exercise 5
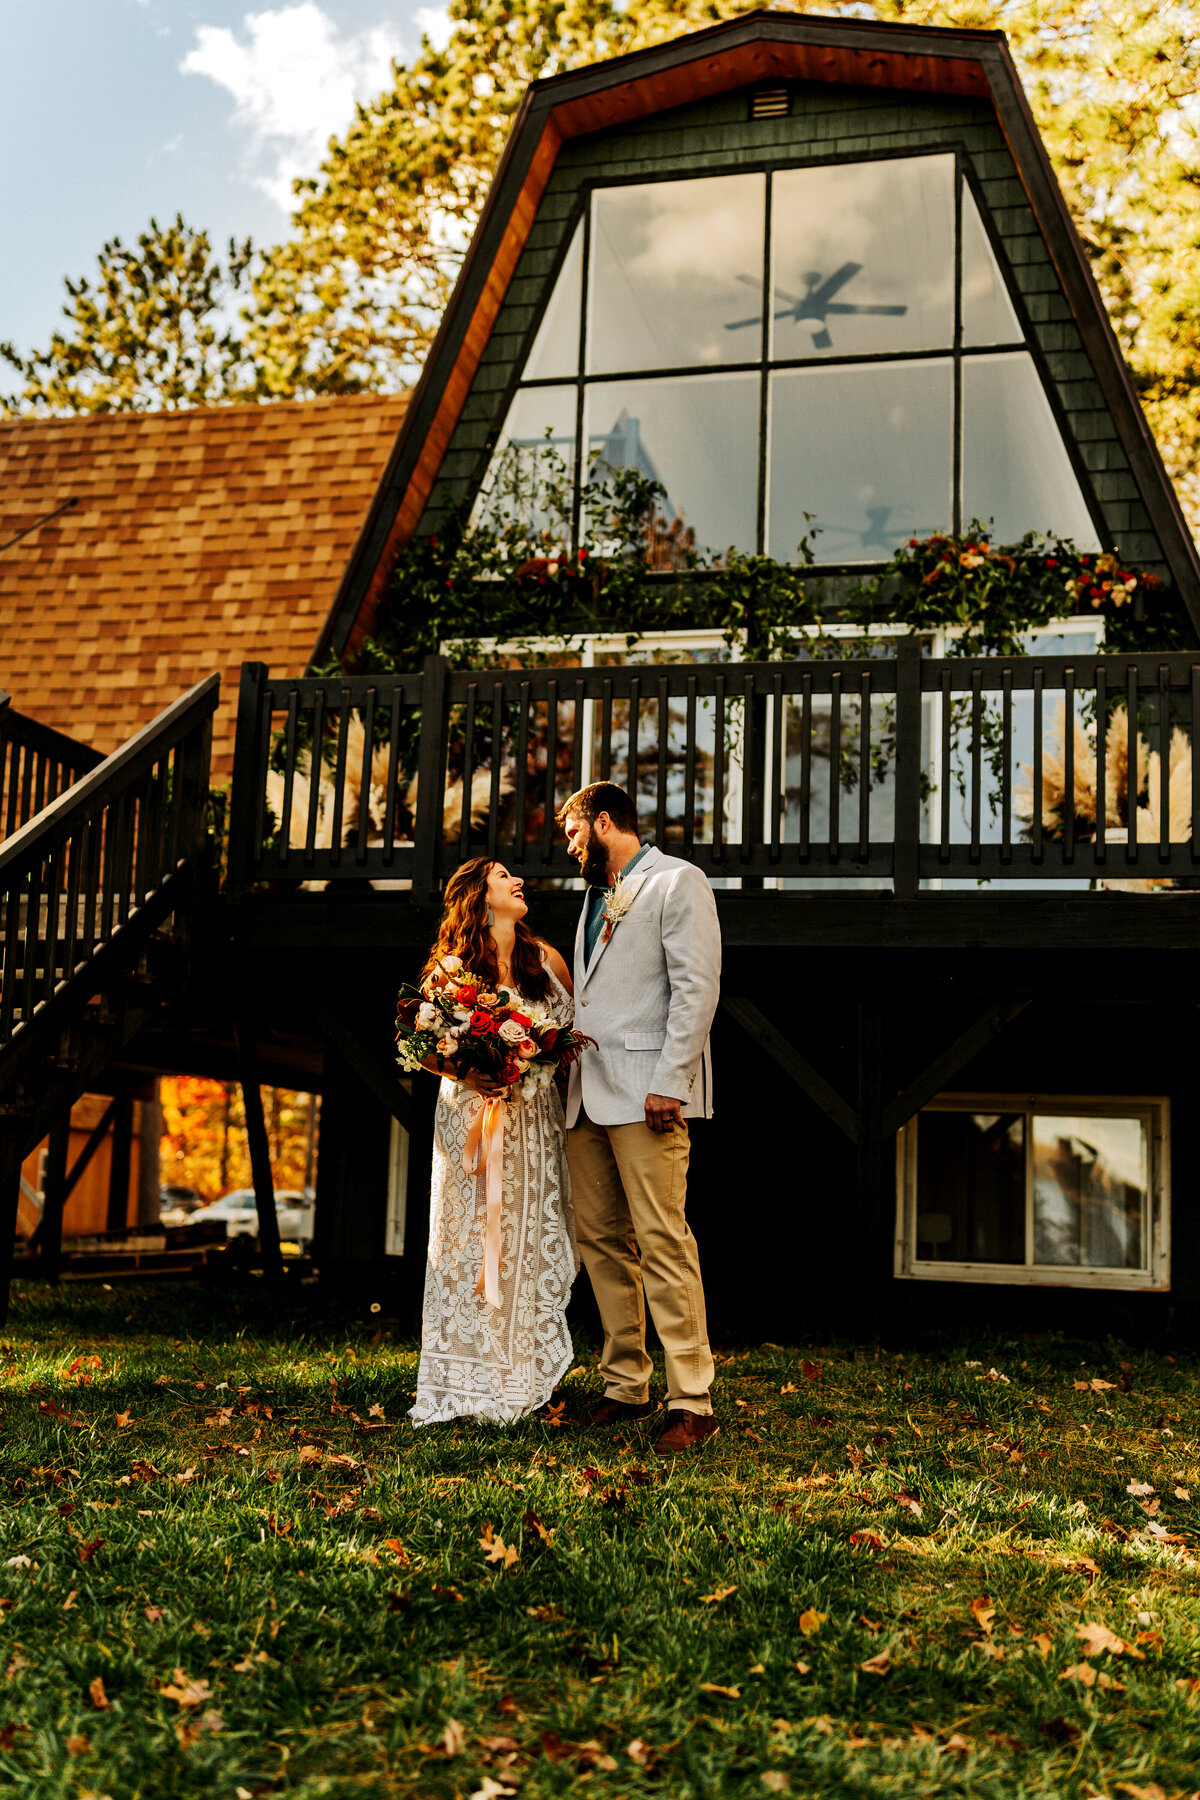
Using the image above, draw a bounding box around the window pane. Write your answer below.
[1033,1114,1147,1269]
[961,187,1021,347]
[591,643,730,843]
[917,1110,1026,1263]
[587,175,766,374]
[768,360,953,563]
[771,156,955,359]
[525,220,583,380]
[584,374,758,557]
[962,352,1100,547]
[475,386,576,541]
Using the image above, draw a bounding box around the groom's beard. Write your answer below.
[580,831,609,887]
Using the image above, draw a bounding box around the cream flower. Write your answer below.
[440,954,462,972]
[498,1018,526,1043]
[416,1002,440,1030]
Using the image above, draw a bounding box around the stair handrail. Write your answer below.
[0,673,219,1052]
[0,675,219,882]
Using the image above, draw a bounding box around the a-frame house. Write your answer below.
[4,12,1200,1340]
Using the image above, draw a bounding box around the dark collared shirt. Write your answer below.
[584,844,651,967]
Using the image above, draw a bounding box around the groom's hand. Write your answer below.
[645,1092,683,1133]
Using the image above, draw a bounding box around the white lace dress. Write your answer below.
[411,962,578,1425]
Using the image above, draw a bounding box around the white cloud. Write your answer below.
[182,5,404,211]
[415,6,452,52]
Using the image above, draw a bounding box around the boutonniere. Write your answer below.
[600,875,636,944]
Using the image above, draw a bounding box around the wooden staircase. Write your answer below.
[0,678,219,1315]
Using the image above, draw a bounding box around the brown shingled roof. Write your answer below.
[0,393,409,776]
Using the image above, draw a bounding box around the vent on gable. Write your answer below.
[749,85,791,119]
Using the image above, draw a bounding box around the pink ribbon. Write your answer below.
[463,1096,505,1307]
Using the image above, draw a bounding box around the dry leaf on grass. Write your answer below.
[626,1739,652,1766]
[160,1670,214,1708]
[479,1524,519,1569]
[77,1537,104,1565]
[794,1659,811,1675]
[1116,1784,1168,1800]
[761,1774,790,1793]
[699,1683,741,1698]
[65,1733,90,1755]
[297,1445,324,1466]
[542,1401,567,1427]
[383,1538,410,1565]
[700,1585,737,1605]
[1077,1621,1143,1659]
[801,1360,822,1384]
[1031,1633,1053,1658]
[442,1718,466,1757]
[860,1649,893,1676]
[87,1676,109,1710]
[798,1609,827,1634]
[894,1490,923,1518]
[780,1383,799,1395]
[940,1733,971,1755]
[1175,1485,1191,1500]
[522,1508,554,1544]
[1126,1480,1155,1497]
[114,1411,132,1428]
[1073,1378,1117,1392]
[61,1589,77,1610]
[468,1782,517,1800]
[970,1596,996,1636]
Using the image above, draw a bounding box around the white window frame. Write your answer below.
[894,1092,1170,1291]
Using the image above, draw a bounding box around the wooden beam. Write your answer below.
[0,1164,20,1328]
[313,1004,413,1134]
[880,997,1032,1139]
[62,1094,118,1203]
[233,1019,284,1282]
[723,997,857,1144]
[39,1113,71,1284]
[105,1091,134,1234]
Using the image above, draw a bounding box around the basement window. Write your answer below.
[895,1095,1170,1290]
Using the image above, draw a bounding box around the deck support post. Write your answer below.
[853,998,885,1348]
[40,1112,72,1284]
[105,1091,134,1234]
[0,1164,20,1326]
[234,1019,284,1282]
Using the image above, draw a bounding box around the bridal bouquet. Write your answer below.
[395,955,593,1098]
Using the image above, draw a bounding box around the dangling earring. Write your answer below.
[487,907,495,927]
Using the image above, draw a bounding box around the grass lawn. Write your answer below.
[0,1282,1197,1798]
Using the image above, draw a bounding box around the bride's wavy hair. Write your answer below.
[421,857,550,1000]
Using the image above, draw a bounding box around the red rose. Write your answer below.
[1045,558,1058,569]
[457,984,478,1007]
[909,538,919,548]
[508,1010,531,1030]
[503,1061,520,1083]
[469,1011,497,1036]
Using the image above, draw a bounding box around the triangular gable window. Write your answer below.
[476,154,1101,562]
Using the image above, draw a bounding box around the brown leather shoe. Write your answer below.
[576,1396,657,1428]
[653,1409,720,1456]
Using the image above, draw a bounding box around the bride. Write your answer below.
[410,857,578,1425]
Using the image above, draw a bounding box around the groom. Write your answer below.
[557,782,722,1456]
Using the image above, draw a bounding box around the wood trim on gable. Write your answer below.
[314,9,1200,667]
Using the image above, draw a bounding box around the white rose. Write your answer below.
[440,955,462,972]
[498,1018,526,1043]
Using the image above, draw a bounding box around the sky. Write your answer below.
[0,0,449,369]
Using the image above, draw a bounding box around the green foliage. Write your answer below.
[2,1281,1200,1796]
[844,526,1177,657]
[0,217,253,415]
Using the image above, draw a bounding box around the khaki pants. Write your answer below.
[567,1110,714,1415]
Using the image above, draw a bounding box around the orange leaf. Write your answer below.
[970,1596,996,1637]
[699,1683,741,1698]
[87,1676,110,1710]
[383,1538,410,1565]
[1059,1662,1097,1687]
[115,1411,132,1429]
[859,1649,893,1676]
[65,1733,90,1755]
[700,1585,737,1605]
[160,1670,213,1708]
[1031,1633,1053,1658]
[798,1609,827,1635]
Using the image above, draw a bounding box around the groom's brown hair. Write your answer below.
[556,781,639,835]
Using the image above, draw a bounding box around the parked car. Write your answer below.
[188,1189,314,1246]
[158,1184,202,1226]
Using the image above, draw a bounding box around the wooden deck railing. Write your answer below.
[0,695,103,841]
[0,675,219,1050]
[226,646,1200,900]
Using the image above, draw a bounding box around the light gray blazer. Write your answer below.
[565,846,722,1128]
